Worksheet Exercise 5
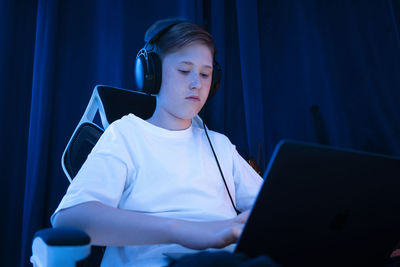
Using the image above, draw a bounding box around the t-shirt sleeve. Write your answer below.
[51,121,134,225]
[231,146,263,212]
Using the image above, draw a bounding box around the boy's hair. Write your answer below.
[145,18,216,60]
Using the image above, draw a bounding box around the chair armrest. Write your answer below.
[31,227,91,267]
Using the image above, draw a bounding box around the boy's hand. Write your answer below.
[174,210,250,250]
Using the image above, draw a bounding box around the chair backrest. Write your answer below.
[63,123,104,179]
[62,85,156,181]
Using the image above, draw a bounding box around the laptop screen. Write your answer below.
[236,140,400,266]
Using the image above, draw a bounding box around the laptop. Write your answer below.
[235,140,400,266]
[166,140,400,266]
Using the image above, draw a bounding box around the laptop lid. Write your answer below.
[235,140,400,266]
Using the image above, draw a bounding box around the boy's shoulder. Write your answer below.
[195,126,233,147]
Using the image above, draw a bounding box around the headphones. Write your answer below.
[135,18,222,98]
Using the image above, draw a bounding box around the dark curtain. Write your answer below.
[1,0,399,266]
[205,0,400,163]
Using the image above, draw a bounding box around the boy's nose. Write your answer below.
[190,73,201,89]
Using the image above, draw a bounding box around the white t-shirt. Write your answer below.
[52,113,263,266]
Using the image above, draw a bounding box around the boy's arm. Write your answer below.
[52,201,249,250]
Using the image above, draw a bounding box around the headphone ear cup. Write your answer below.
[134,51,162,94]
[146,52,162,94]
[209,61,222,98]
[135,53,147,92]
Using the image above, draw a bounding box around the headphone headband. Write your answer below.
[144,18,187,44]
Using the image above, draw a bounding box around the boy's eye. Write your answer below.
[178,70,210,78]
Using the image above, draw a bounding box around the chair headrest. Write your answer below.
[97,85,156,124]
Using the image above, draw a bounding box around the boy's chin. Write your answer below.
[179,110,201,120]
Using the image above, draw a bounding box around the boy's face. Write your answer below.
[157,42,213,124]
